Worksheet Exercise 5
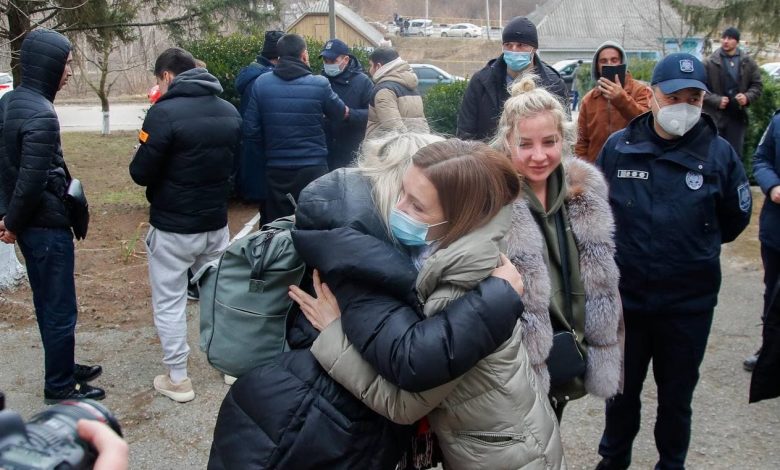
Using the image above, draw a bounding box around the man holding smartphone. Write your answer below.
[575,41,651,163]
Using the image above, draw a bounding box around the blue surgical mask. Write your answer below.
[503,51,533,72]
[323,63,342,77]
[390,208,447,247]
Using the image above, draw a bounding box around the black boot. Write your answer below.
[44,383,106,404]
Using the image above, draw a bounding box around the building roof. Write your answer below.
[528,0,700,53]
[287,1,384,47]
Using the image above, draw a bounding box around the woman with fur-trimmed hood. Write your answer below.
[492,76,624,419]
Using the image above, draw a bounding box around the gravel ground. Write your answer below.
[1,248,778,469]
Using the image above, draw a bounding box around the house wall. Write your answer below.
[289,15,375,47]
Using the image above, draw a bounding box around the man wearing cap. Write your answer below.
[575,41,651,163]
[235,30,284,206]
[595,53,751,470]
[456,16,567,141]
[703,26,763,159]
[244,34,348,223]
[320,38,373,169]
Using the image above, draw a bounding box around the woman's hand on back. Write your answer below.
[289,269,341,331]
[491,254,524,296]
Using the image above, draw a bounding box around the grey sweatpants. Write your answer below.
[146,226,229,373]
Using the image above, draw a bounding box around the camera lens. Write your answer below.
[25,400,121,452]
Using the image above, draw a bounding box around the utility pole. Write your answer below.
[329,0,336,39]
[485,0,491,40]
[426,0,429,20]
[499,0,503,31]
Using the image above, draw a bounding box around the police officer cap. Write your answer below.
[651,53,708,94]
[320,39,350,60]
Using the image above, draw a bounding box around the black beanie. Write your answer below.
[502,17,538,48]
[261,30,285,59]
[722,26,740,42]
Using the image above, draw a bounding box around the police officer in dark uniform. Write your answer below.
[595,53,751,470]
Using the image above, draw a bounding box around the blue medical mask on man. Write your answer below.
[323,56,347,77]
[390,208,447,246]
[503,51,533,72]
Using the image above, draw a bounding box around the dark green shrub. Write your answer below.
[424,80,469,136]
[746,71,780,177]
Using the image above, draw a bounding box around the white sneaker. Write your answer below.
[224,374,237,385]
[154,374,195,403]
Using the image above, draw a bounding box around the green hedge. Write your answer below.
[423,80,469,136]
[182,34,371,108]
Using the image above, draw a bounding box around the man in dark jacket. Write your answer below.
[0,29,105,403]
[234,30,284,204]
[244,33,348,224]
[596,53,751,470]
[130,48,241,403]
[456,16,568,141]
[748,111,780,378]
[320,38,373,169]
[703,26,763,159]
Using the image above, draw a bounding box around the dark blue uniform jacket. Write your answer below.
[597,112,751,315]
[753,111,780,252]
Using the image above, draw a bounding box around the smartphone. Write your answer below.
[601,64,627,86]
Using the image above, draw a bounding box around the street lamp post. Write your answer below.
[485,0,491,40]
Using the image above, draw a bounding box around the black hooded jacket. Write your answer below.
[130,68,241,234]
[0,29,72,234]
[209,169,524,469]
[456,54,568,141]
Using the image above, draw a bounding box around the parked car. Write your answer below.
[0,72,13,98]
[410,64,464,95]
[761,62,780,79]
[553,59,591,89]
[406,19,433,37]
[441,23,483,38]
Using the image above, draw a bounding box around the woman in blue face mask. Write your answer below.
[209,133,541,470]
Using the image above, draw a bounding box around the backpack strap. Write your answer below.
[370,81,419,107]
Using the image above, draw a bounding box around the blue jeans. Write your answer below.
[598,310,713,470]
[17,228,77,392]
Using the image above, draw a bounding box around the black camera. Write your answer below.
[0,392,122,470]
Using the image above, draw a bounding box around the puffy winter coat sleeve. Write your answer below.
[373,88,405,133]
[334,275,523,392]
[753,115,780,194]
[3,110,60,233]
[456,79,482,140]
[346,76,372,126]
[718,143,752,243]
[129,105,173,187]
[312,318,457,425]
[322,82,347,122]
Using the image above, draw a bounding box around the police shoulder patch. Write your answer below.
[139,130,149,143]
[738,182,752,213]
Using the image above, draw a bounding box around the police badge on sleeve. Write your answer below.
[738,182,752,213]
[685,171,703,190]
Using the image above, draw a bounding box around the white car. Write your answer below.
[0,73,13,98]
[441,23,483,38]
[761,62,780,79]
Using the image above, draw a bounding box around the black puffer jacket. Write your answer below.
[129,68,241,234]
[0,29,71,234]
[208,169,523,469]
[456,54,568,142]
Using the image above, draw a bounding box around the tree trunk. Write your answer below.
[0,244,25,291]
[7,3,32,87]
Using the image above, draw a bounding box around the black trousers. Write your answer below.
[263,165,328,225]
[761,244,780,322]
[598,310,713,470]
[717,114,747,159]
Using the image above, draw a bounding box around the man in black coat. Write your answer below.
[130,48,241,403]
[320,38,373,169]
[456,16,568,141]
[0,29,105,403]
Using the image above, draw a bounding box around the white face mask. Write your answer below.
[653,94,701,137]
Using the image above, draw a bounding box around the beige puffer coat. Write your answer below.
[365,57,430,138]
[311,206,565,470]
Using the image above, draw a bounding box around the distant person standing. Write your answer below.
[365,47,429,138]
[234,30,284,206]
[576,41,651,163]
[456,16,567,141]
[703,26,763,159]
[0,28,105,403]
[130,48,241,403]
[244,34,348,223]
[320,39,373,169]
